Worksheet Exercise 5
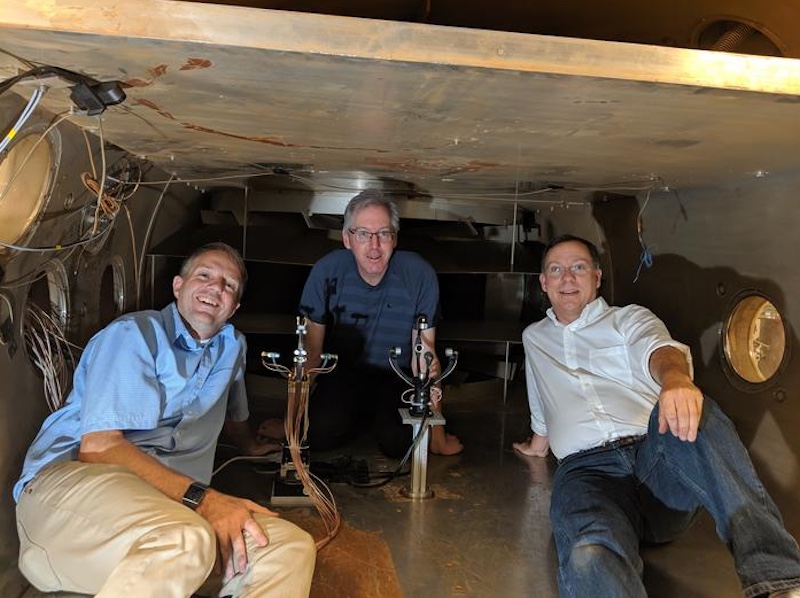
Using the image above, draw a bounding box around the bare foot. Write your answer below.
[430,427,464,456]
[249,439,282,457]
[512,436,549,457]
[256,418,286,442]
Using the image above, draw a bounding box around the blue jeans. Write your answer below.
[550,397,800,598]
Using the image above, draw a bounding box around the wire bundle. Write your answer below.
[261,334,341,550]
[22,302,79,412]
[285,374,341,550]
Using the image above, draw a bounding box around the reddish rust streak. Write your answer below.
[183,123,295,147]
[180,58,213,71]
[466,160,499,168]
[122,78,152,88]
[149,64,168,78]
[131,99,388,152]
[134,98,175,120]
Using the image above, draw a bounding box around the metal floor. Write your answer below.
[223,376,745,598]
[23,377,748,598]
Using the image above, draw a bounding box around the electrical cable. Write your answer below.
[135,172,175,309]
[92,117,108,234]
[122,204,140,303]
[0,292,13,322]
[0,66,53,97]
[0,65,125,114]
[0,248,79,290]
[0,47,38,70]
[1,112,139,310]
[348,405,429,489]
[112,169,640,209]
[0,222,116,252]
[285,374,341,550]
[211,453,281,478]
[120,171,277,186]
[262,324,341,550]
[0,84,46,154]
[0,291,13,347]
[633,187,655,283]
[23,303,81,412]
[0,110,71,205]
[0,219,116,253]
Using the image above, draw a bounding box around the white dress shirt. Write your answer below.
[523,297,693,460]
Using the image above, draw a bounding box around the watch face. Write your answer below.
[183,482,208,509]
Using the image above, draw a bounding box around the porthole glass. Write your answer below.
[723,294,786,384]
[0,132,56,248]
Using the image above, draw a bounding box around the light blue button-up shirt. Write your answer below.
[13,302,248,502]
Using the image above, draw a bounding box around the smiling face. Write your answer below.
[172,249,242,340]
[540,240,602,325]
[342,203,397,286]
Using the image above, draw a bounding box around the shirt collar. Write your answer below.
[545,296,609,328]
[163,302,234,350]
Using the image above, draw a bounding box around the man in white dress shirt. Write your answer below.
[513,234,800,598]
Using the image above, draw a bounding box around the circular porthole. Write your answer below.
[693,17,784,57]
[0,129,59,250]
[722,292,788,387]
[99,256,126,325]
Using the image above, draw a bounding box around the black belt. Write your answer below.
[560,434,647,464]
[597,434,646,450]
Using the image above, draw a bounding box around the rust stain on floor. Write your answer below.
[379,481,464,502]
[282,512,403,598]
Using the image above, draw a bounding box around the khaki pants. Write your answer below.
[17,461,316,598]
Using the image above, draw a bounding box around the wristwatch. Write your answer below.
[182,481,209,510]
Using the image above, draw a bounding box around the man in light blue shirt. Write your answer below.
[15,242,315,598]
[514,234,800,598]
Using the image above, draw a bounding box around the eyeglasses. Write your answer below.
[544,262,594,278]
[347,228,396,244]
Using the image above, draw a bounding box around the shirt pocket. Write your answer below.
[589,345,633,387]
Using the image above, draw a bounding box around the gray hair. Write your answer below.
[342,189,400,232]
[179,242,248,300]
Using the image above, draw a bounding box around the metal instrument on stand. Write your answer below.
[261,316,337,506]
[388,315,458,499]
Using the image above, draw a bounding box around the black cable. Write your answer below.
[0,65,125,114]
[0,47,38,70]
[0,66,53,96]
[349,411,431,489]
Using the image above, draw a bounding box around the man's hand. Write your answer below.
[650,346,703,442]
[197,489,278,582]
[657,377,704,442]
[513,433,550,457]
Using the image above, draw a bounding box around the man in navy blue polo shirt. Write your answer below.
[299,189,463,458]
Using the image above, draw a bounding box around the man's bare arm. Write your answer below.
[649,346,704,442]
